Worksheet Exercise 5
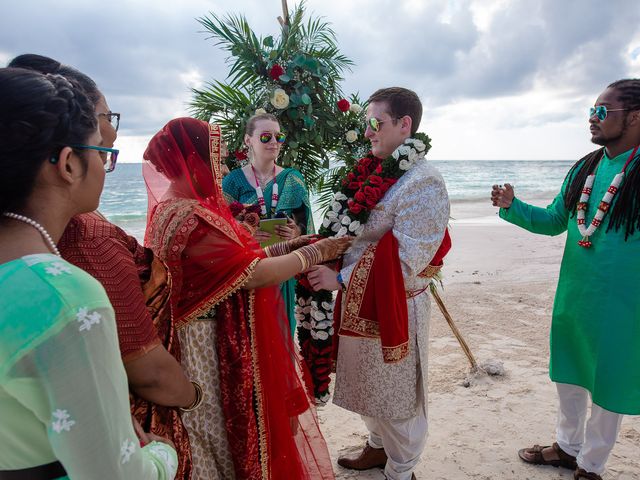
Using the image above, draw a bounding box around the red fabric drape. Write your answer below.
[144,118,334,479]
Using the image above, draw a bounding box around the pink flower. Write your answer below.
[337,99,350,112]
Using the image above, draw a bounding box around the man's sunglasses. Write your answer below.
[366,117,399,132]
[70,144,119,173]
[98,112,120,132]
[259,132,286,144]
[589,105,628,121]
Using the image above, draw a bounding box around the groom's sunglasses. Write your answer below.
[259,132,287,144]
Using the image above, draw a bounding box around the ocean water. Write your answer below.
[101,160,575,240]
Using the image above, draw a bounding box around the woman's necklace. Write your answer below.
[3,212,61,256]
[576,144,639,248]
[251,164,278,216]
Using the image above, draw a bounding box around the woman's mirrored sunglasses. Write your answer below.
[259,132,286,144]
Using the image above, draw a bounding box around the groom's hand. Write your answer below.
[306,265,340,291]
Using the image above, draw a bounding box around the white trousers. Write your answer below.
[361,386,428,480]
[555,383,624,475]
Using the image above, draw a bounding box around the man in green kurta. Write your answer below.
[491,79,640,480]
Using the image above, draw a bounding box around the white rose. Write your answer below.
[321,301,333,310]
[349,103,363,114]
[397,145,411,156]
[345,130,358,143]
[348,220,361,232]
[322,218,331,228]
[255,108,267,115]
[337,226,348,237]
[341,216,351,226]
[408,149,418,162]
[326,210,338,219]
[413,140,426,151]
[270,88,290,109]
[334,192,348,201]
[331,222,341,233]
[331,201,342,212]
[315,330,329,340]
[399,159,411,170]
[392,150,400,160]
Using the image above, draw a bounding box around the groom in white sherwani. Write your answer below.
[307,87,450,480]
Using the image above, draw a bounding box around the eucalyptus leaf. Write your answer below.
[279,74,291,83]
[301,93,311,105]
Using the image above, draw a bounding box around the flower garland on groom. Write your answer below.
[295,132,439,403]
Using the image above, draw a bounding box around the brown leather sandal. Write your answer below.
[518,442,578,470]
[574,468,602,480]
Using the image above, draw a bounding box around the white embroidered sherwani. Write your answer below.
[333,158,450,419]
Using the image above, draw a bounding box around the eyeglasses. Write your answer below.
[70,144,119,173]
[259,132,286,144]
[98,112,120,132]
[366,117,399,132]
[589,105,628,121]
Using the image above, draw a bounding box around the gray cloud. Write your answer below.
[2,0,639,137]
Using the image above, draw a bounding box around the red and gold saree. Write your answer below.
[143,118,334,480]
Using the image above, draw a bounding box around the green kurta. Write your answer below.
[500,147,640,415]
[222,168,314,336]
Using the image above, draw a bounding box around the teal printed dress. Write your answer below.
[499,147,640,414]
[223,168,314,335]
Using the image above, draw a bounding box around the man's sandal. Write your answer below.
[518,442,577,470]
[574,468,602,480]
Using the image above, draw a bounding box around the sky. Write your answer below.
[2,0,640,161]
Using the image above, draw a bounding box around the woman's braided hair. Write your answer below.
[563,79,640,240]
[0,67,97,215]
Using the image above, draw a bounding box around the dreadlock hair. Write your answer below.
[563,78,640,240]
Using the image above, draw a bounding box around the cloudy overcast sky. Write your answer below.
[3,0,640,161]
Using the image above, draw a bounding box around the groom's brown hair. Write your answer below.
[368,87,422,135]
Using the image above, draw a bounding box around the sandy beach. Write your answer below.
[318,197,640,480]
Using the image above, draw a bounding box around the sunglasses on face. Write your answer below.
[589,105,628,121]
[70,144,120,173]
[366,116,399,132]
[98,112,120,132]
[259,132,286,144]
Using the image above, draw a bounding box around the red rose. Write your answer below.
[364,198,378,210]
[229,201,244,217]
[369,175,383,187]
[364,185,382,201]
[375,165,382,174]
[337,98,350,112]
[296,273,312,290]
[348,181,362,190]
[356,164,367,174]
[234,150,248,161]
[348,200,363,214]
[347,172,356,181]
[269,64,285,81]
[354,191,366,203]
[360,157,372,169]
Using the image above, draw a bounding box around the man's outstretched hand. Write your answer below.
[491,183,515,209]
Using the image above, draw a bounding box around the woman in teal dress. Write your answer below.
[0,68,177,478]
[223,113,314,334]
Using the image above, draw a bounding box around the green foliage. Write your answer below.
[190,1,358,182]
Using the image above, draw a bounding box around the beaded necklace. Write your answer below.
[3,212,61,256]
[576,144,639,248]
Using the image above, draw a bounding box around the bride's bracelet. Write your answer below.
[292,244,322,270]
[180,381,203,412]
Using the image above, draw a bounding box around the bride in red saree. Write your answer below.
[143,118,343,480]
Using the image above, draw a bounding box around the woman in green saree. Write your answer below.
[223,113,314,335]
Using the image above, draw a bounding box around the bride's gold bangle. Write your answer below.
[180,381,203,412]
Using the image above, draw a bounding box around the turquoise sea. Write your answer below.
[101,160,575,240]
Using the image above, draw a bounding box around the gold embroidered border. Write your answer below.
[180,257,259,327]
[341,244,377,337]
[382,341,409,363]
[247,289,269,479]
[208,123,222,189]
